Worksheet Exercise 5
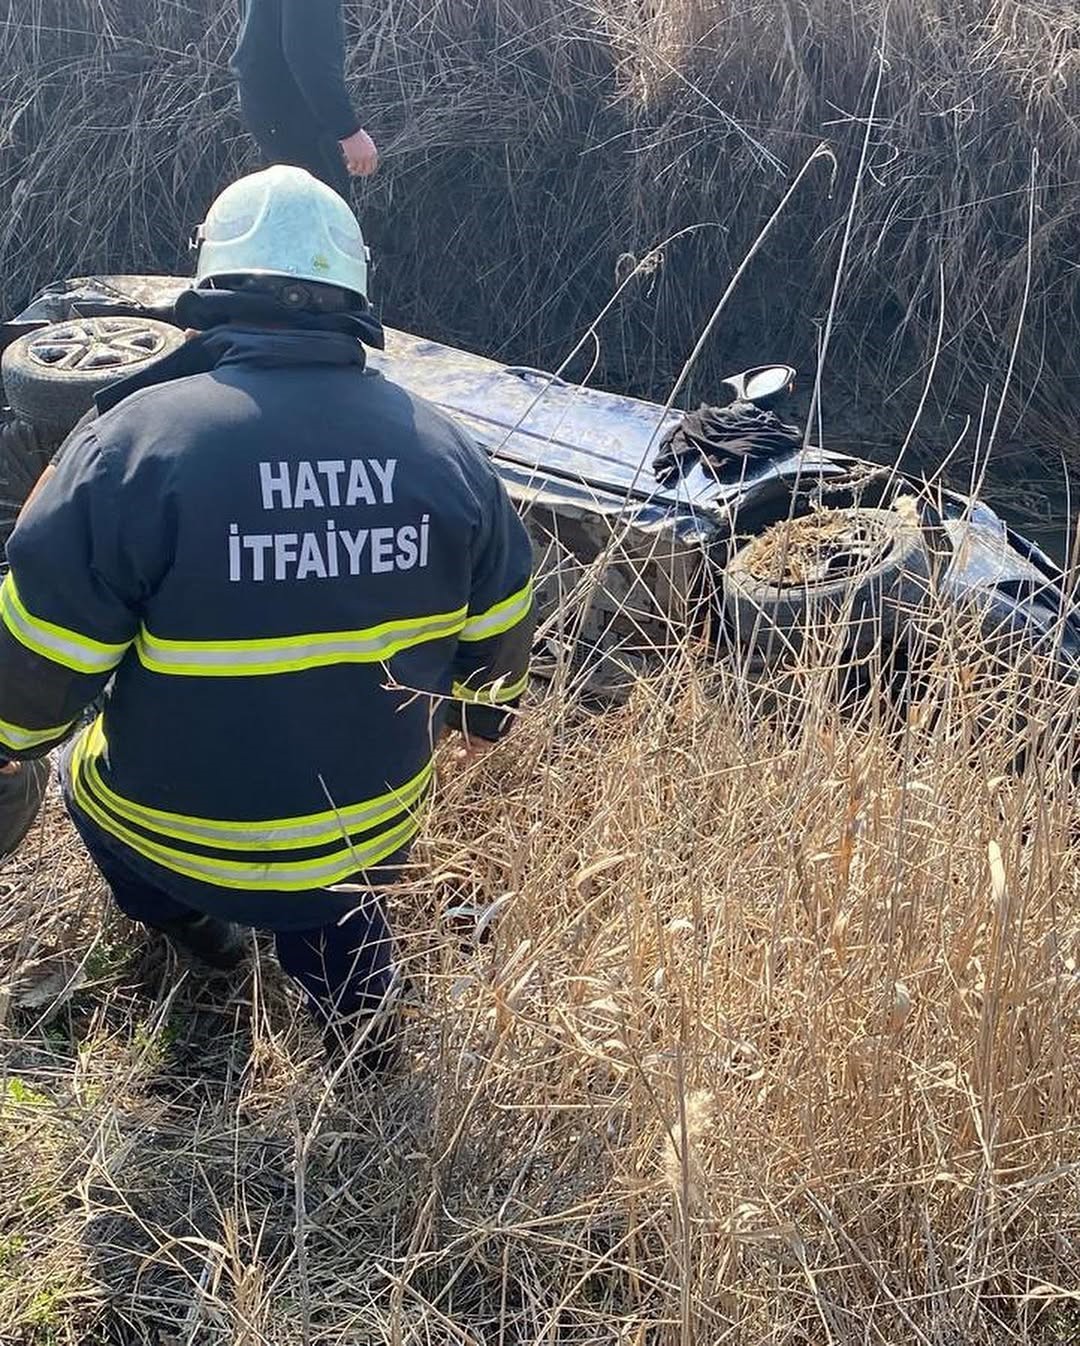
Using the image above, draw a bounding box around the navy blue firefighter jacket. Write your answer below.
[0,327,535,927]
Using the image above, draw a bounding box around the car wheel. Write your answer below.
[723,503,931,660]
[1,316,185,436]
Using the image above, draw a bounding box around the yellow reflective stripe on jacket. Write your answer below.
[459,581,533,642]
[135,606,468,677]
[71,762,421,893]
[74,719,432,852]
[0,575,131,676]
[0,712,75,752]
[452,672,529,706]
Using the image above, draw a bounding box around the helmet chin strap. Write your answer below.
[218,274,356,314]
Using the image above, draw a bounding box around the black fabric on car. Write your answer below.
[654,399,803,486]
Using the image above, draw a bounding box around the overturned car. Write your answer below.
[2,274,1078,697]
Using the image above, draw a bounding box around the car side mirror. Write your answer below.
[721,364,797,407]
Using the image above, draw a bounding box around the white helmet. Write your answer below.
[193,166,370,303]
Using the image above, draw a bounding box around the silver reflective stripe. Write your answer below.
[460,583,533,642]
[0,714,74,751]
[73,770,420,892]
[0,577,129,676]
[136,610,466,676]
[84,756,432,851]
[452,672,529,705]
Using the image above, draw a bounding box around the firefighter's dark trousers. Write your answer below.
[64,796,401,1054]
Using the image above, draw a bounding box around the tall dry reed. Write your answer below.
[2,600,1079,1343]
[2,0,1079,456]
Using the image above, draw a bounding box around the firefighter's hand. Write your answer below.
[340,128,379,177]
[448,735,499,767]
[0,761,21,776]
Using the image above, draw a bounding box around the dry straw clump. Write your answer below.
[3,0,1080,453]
[3,2,1080,1340]
[2,625,1080,1344]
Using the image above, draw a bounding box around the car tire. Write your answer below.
[1,316,184,436]
[724,504,931,659]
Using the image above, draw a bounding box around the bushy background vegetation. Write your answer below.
[3,0,1079,465]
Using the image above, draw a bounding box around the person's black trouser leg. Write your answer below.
[64,788,402,1064]
[64,806,247,971]
[239,90,351,200]
[275,900,401,1069]
[0,758,50,859]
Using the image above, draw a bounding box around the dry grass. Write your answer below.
[4,4,1080,1342]
[2,0,1080,465]
[736,508,904,586]
[3,619,1080,1344]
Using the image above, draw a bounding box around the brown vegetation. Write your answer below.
[3,4,1080,1342]
[3,0,1080,457]
[2,621,1080,1342]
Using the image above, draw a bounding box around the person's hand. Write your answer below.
[448,735,498,767]
[339,128,378,177]
[0,761,21,776]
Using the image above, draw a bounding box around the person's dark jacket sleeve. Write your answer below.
[282,0,361,142]
[0,428,144,759]
[449,468,536,741]
[51,405,98,467]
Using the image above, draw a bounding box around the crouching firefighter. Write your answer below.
[0,166,535,1068]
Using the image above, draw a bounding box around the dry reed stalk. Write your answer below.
[1,581,1079,1342]
[2,0,1080,474]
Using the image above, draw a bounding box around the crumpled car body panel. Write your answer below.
[5,275,1078,674]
